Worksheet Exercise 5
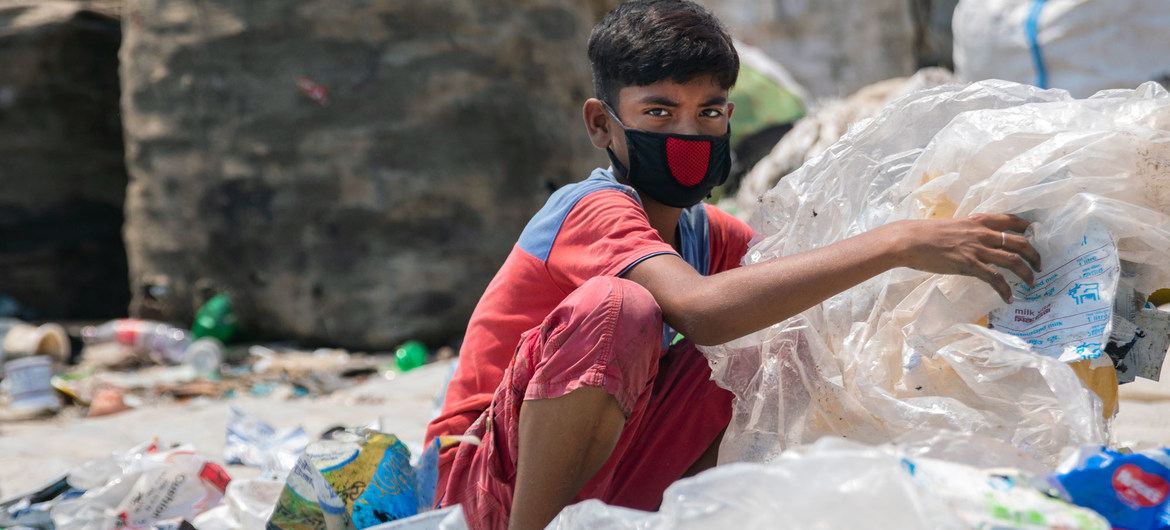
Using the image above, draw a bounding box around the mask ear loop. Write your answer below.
[601,101,632,179]
[600,101,626,129]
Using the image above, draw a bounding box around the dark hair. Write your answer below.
[588,0,739,108]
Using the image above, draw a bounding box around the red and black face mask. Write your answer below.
[604,105,731,208]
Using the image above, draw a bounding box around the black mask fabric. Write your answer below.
[605,109,731,208]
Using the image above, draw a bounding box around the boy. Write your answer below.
[426,1,1042,529]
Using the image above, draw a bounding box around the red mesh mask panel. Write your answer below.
[665,137,710,187]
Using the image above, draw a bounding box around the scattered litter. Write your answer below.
[551,437,1110,529]
[394,341,428,373]
[0,318,70,363]
[224,407,309,477]
[0,355,60,419]
[191,294,238,344]
[49,439,231,529]
[87,387,128,417]
[192,477,285,530]
[267,429,427,529]
[1051,445,1170,530]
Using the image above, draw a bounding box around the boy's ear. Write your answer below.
[583,98,615,150]
[727,101,734,120]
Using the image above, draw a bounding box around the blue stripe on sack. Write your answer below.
[1025,0,1049,89]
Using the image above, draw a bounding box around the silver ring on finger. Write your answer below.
[1001,231,1006,249]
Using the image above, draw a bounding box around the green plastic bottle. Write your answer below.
[191,293,238,343]
[394,340,427,372]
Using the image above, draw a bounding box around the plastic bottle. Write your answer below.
[394,341,427,372]
[191,294,238,343]
[184,337,224,375]
[81,319,190,364]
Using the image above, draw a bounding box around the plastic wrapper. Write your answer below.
[49,440,231,529]
[550,438,1110,529]
[192,477,285,530]
[1050,446,1170,530]
[225,407,310,477]
[704,80,1170,467]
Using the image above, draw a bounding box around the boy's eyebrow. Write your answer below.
[638,95,679,107]
[635,95,729,107]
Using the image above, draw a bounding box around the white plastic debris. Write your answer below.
[703,80,1170,467]
[550,438,1110,530]
[50,441,230,529]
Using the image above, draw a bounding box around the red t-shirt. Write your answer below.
[426,169,752,449]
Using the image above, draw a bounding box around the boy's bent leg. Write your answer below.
[511,387,625,530]
[439,276,664,529]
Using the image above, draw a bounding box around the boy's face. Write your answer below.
[585,74,734,180]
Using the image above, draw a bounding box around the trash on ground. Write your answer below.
[49,439,231,529]
[224,407,309,477]
[191,293,238,344]
[0,318,70,363]
[191,477,285,530]
[1051,445,1170,530]
[87,387,128,417]
[550,437,1110,529]
[366,505,468,530]
[0,354,60,419]
[267,428,428,529]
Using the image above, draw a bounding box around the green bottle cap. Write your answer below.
[395,340,427,372]
[191,293,238,343]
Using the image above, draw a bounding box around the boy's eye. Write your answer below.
[701,108,723,118]
[646,108,670,117]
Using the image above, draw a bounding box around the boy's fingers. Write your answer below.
[1002,233,1042,272]
[983,248,1036,288]
[971,213,1030,234]
[975,264,1013,303]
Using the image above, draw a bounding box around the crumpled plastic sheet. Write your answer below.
[702,80,1170,468]
[49,441,229,529]
[550,437,1111,530]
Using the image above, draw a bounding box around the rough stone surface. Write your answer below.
[121,0,614,349]
[0,1,129,319]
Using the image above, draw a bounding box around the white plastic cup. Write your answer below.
[3,356,60,417]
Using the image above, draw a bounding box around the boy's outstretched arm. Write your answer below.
[624,213,1042,346]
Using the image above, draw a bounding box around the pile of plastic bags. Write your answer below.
[702,79,1170,468]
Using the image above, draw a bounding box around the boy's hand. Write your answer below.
[892,213,1042,303]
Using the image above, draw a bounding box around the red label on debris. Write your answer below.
[1113,463,1169,508]
[199,462,232,493]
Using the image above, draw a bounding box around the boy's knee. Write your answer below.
[576,276,662,329]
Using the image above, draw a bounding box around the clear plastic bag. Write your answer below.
[550,438,1110,529]
[705,80,1170,466]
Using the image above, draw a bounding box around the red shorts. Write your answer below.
[437,276,732,528]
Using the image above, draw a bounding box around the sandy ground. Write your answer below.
[1,355,1167,500]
